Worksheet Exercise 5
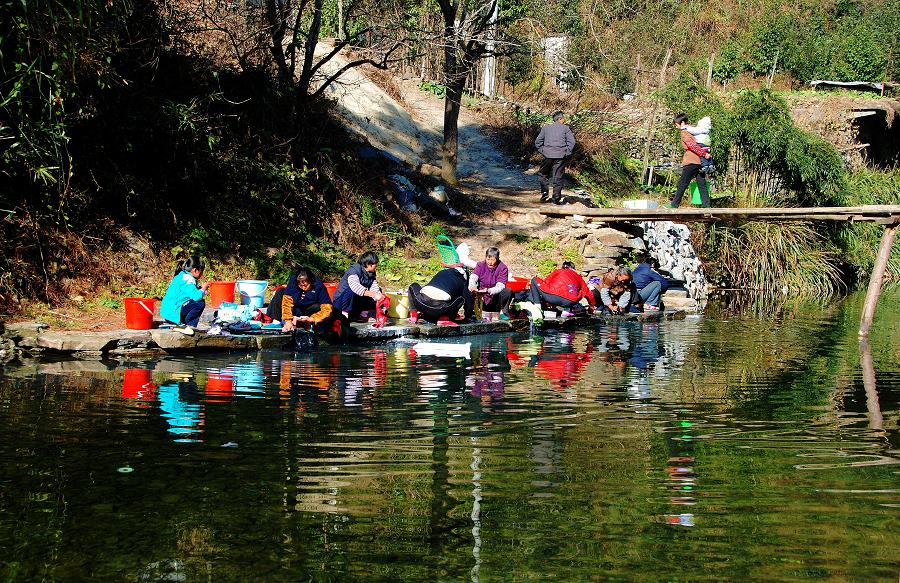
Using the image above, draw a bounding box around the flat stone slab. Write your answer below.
[35,330,153,353]
[149,329,284,351]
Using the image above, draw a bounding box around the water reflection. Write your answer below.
[1,290,899,581]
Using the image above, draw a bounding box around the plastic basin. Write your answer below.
[507,277,529,293]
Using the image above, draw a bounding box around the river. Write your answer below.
[1,290,897,581]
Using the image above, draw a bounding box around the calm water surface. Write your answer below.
[1,291,898,581]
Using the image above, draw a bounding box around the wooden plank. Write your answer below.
[539,205,900,223]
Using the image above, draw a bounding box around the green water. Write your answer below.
[1,291,898,582]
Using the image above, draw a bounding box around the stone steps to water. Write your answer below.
[6,311,686,360]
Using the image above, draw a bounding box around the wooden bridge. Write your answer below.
[539,204,900,337]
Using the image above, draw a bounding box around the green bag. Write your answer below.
[436,235,459,264]
[690,182,702,205]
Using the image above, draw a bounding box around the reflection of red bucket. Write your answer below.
[122,368,155,399]
[208,281,236,308]
[206,372,234,402]
[324,282,338,299]
[507,277,529,293]
[124,298,156,330]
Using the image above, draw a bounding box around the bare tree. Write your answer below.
[164,0,407,112]
[434,0,501,184]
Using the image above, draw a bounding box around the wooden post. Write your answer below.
[859,223,897,336]
[706,53,715,89]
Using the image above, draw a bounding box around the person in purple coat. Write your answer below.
[469,247,512,315]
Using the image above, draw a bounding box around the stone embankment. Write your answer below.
[1,311,685,361]
[549,217,703,312]
[639,221,707,301]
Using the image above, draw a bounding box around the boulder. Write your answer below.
[4,322,49,341]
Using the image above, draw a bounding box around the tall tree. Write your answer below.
[435,0,502,184]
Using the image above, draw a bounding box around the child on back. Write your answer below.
[161,256,208,334]
[683,116,715,174]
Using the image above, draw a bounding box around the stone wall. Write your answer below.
[639,221,707,300]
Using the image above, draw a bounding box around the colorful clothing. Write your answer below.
[281,276,333,323]
[535,268,595,307]
[333,263,381,315]
[161,271,205,324]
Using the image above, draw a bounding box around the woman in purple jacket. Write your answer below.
[469,247,512,315]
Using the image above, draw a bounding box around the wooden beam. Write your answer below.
[859,223,898,337]
[540,205,900,223]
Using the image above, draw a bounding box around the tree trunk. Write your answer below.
[442,76,464,185]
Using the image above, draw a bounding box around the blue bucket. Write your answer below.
[236,280,268,310]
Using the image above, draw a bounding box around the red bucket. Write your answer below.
[124,298,156,330]
[208,280,236,308]
[324,282,338,299]
[507,277,530,293]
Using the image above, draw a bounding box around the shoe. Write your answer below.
[551,198,567,205]
[560,310,575,318]
[644,304,660,312]
[540,193,550,203]
[174,325,195,336]
[436,316,458,327]
[663,203,677,209]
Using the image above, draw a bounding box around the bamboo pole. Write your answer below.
[859,223,898,337]
[706,53,715,89]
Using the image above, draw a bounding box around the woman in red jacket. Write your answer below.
[528,261,596,314]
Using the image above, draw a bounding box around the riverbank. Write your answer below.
[2,311,686,360]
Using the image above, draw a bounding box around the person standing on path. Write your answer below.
[534,111,575,205]
[665,113,711,208]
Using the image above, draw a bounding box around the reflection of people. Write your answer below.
[535,111,575,205]
[332,251,383,321]
[157,381,204,442]
[468,344,509,401]
[408,267,474,325]
[533,333,594,391]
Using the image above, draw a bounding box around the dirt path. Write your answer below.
[396,80,536,192]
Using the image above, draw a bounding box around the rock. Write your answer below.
[626,237,646,251]
[419,163,442,177]
[663,289,688,299]
[663,296,699,311]
[150,330,256,351]
[4,322,49,341]
[34,330,153,353]
[582,261,617,273]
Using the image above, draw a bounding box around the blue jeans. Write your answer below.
[638,281,662,307]
[180,299,205,327]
